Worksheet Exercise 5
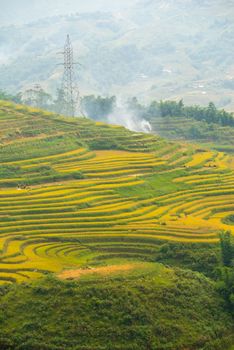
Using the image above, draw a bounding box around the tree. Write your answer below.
[0,90,22,104]
[81,95,116,121]
[159,100,184,117]
[145,101,160,119]
[52,88,66,114]
[220,231,233,267]
[217,231,234,315]
[217,267,234,314]
[206,102,217,123]
[23,87,52,110]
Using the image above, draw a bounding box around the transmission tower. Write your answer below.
[59,34,80,117]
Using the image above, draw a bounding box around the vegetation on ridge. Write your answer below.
[0,265,233,350]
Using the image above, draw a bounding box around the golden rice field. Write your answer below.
[0,101,233,284]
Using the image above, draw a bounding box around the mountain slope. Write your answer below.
[0,101,233,284]
[0,0,136,25]
[0,101,233,349]
[0,268,233,350]
[0,0,233,109]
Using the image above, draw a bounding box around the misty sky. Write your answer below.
[0,0,138,25]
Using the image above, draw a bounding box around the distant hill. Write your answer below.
[0,0,135,25]
[0,0,233,109]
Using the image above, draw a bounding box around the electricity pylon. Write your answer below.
[59,34,80,117]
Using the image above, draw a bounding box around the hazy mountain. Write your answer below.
[0,0,233,109]
[0,0,136,25]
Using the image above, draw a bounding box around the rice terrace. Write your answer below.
[0,96,233,349]
[0,101,233,284]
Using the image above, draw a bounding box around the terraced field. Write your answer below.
[149,115,234,152]
[0,101,233,284]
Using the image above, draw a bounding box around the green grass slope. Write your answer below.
[0,265,233,350]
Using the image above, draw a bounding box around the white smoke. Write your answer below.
[107,106,152,133]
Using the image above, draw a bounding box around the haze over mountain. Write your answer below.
[0,0,234,109]
[0,0,136,25]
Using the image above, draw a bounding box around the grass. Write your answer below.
[0,265,233,350]
[222,214,234,226]
[116,170,191,198]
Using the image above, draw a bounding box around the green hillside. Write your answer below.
[123,98,234,152]
[0,266,233,350]
[0,101,233,349]
[149,115,234,152]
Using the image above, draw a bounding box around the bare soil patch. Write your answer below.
[58,264,136,280]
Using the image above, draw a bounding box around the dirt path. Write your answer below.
[58,264,136,280]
